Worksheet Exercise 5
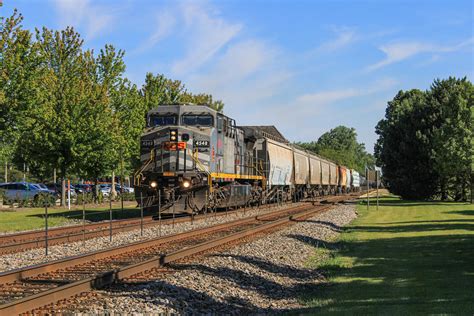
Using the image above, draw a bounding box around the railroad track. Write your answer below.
[0,192,363,255]
[0,197,353,315]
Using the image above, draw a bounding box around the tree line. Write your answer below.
[296,126,375,174]
[0,9,224,203]
[375,77,473,201]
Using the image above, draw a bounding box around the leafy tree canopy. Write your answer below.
[375,77,473,200]
[296,126,374,174]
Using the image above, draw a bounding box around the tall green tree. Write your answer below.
[0,10,39,179]
[375,90,438,199]
[375,77,473,200]
[429,78,473,200]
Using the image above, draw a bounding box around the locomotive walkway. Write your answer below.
[302,194,474,314]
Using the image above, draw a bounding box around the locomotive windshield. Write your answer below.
[151,115,178,127]
[181,114,214,126]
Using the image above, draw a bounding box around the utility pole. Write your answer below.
[4,161,7,183]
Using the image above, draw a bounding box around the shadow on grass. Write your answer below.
[447,210,474,216]
[347,222,474,233]
[297,231,474,314]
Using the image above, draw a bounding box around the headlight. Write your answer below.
[150,181,158,188]
[182,180,191,188]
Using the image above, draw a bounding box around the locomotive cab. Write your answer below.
[135,104,256,214]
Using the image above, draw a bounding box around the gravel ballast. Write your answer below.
[61,204,357,314]
[0,204,302,272]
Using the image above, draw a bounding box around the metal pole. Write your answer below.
[140,192,144,237]
[366,169,369,210]
[158,190,162,237]
[244,189,246,216]
[44,200,48,256]
[109,196,112,242]
[376,171,379,210]
[191,194,194,225]
[172,190,175,228]
[67,179,71,210]
[205,190,209,219]
[82,191,85,245]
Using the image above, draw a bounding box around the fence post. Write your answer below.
[172,190,175,228]
[82,191,86,245]
[158,190,162,237]
[109,196,112,242]
[376,171,379,210]
[366,169,370,210]
[140,192,144,237]
[44,198,48,256]
[205,190,209,219]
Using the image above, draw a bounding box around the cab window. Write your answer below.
[181,114,213,126]
[151,115,178,127]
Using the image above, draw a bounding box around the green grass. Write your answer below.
[302,196,474,314]
[0,201,156,232]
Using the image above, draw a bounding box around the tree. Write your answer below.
[179,91,225,111]
[0,10,39,180]
[16,26,109,205]
[297,126,374,173]
[374,77,473,200]
[429,78,473,200]
[141,73,185,111]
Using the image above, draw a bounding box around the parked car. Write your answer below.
[45,183,77,197]
[116,184,134,194]
[0,182,56,201]
[99,184,111,197]
[32,183,58,197]
[74,184,93,194]
[98,184,134,196]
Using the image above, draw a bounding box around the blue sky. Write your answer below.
[3,0,473,152]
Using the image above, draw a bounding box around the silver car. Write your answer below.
[0,182,53,201]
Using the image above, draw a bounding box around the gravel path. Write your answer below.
[60,204,357,315]
[0,204,299,272]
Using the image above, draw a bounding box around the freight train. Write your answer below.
[134,104,360,214]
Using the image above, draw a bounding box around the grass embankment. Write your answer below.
[0,201,156,233]
[303,196,474,314]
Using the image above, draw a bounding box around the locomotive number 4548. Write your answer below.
[194,140,210,147]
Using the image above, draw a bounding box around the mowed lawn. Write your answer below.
[0,201,146,233]
[303,196,474,314]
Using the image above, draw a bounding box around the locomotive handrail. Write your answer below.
[134,149,155,186]
[187,148,211,175]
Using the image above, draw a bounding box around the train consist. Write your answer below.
[134,105,360,213]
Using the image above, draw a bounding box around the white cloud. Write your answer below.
[297,77,397,105]
[170,2,242,76]
[53,0,118,40]
[133,10,176,54]
[186,39,291,114]
[317,27,357,52]
[367,37,474,71]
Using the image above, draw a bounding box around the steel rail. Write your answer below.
[0,203,312,285]
[0,190,364,254]
[0,202,335,315]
